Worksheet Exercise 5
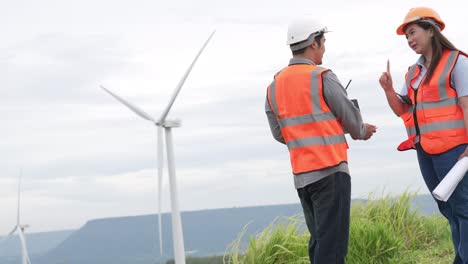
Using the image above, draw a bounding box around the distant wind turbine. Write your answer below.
[100,30,215,264]
[1,172,32,264]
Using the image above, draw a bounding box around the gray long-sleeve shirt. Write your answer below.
[265,57,367,189]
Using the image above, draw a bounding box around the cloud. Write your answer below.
[1,33,132,106]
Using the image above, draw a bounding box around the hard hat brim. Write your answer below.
[396,16,445,35]
[396,15,423,35]
[396,23,408,35]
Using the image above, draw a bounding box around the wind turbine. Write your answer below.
[1,172,32,264]
[100,30,215,264]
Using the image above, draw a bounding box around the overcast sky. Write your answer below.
[1,0,467,234]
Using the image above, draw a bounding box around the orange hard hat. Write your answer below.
[396,7,445,35]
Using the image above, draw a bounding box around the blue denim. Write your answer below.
[297,171,351,264]
[416,143,468,264]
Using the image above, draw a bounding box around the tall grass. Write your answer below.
[225,216,310,264]
[225,192,453,264]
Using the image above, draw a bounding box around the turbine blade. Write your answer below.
[100,85,156,123]
[0,226,17,243]
[6,226,17,237]
[159,30,216,122]
[18,230,31,264]
[157,126,164,255]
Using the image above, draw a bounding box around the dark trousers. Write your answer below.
[297,171,351,264]
[416,143,468,264]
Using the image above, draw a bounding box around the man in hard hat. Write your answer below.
[265,18,377,263]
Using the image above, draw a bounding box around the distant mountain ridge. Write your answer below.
[0,194,439,264]
[0,230,74,263]
[38,204,305,264]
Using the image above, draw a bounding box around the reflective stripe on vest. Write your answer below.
[286,134,347,150]
[278,112,336,128]
[406,126,416,137]
[418,119,465,134]
[310,67,324,115]
[405,64,418,92]
[268,80,279,116]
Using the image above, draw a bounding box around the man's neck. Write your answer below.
[293,55,316,65]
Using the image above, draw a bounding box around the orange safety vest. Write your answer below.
[267,64,348,174]
[398,50,468,154]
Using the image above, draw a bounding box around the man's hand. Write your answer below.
[379,60,394,93]
[362,123,377,140]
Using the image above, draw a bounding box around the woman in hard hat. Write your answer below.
[379,7,468,263]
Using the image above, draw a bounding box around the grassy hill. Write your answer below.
[225,193,453,264]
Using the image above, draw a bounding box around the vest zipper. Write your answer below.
[413,89,422,151]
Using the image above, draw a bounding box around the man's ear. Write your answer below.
[310,40,318,50]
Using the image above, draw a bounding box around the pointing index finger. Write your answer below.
[387,59,390,75]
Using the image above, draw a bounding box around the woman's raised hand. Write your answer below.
[379,59,394,92]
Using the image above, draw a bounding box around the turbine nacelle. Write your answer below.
[20,225,30,231]
[156,119,181,128]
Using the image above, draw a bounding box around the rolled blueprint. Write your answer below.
[433,157,468,202]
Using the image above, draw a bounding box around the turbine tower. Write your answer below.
[100,31,215,264]
[1,172,32,264]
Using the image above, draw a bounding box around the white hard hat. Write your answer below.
[286,18,329,49]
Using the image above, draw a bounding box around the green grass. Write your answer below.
[225,192,454,264]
